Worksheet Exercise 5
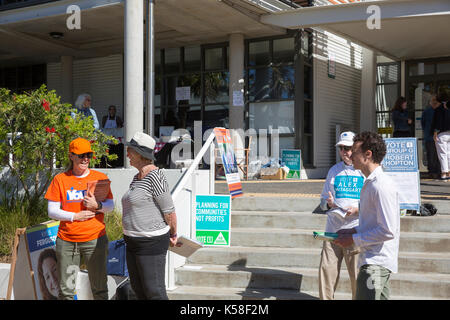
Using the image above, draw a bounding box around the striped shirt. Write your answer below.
[121,169,175,238]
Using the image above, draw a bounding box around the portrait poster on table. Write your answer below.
[382,138,420,210]
[213,128,243,199]
[25,220,60,300]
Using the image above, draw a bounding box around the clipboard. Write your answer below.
[169,235,203,258]
[86,179,111,202]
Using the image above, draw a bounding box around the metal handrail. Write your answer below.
[170,132,216,200]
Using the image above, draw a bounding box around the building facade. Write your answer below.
[1,0,448,177]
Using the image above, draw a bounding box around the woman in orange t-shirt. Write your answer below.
[45,138,114,300]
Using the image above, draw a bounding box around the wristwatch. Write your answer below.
[96,201,103,210]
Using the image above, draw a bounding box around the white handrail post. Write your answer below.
[209,141,215,195]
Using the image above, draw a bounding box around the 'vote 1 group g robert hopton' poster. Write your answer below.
[382,138,420,210]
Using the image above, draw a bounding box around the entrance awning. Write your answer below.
[0,0,288,66]
[260,0,450,60]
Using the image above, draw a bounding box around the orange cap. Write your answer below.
[69,138,94,155]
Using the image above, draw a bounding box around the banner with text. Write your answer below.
[195,195,231,246]
[214,128,243,199]
[382,138,420,210]
[281,149,302,179]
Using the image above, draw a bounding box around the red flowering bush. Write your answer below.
[0,85,117,208]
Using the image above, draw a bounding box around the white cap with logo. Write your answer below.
[336,131,356,147]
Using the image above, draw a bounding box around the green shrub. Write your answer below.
[0,201,123,262]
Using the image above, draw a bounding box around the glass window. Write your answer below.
[248,67,272,101]
[304,65,312,99]
[205,47,223,71]
[409,62,434,76]
[177,74,202,104]
[155,49,161,74]
[304,101,312,134]
[272,65,295,100]
[203,104,229,129]
[301,32,311,60]
[377,64,399,83]
[249,101,295,134]
[249,40,270,66]
[164,48,180,74]
[205,72,229,104]
[376,83,398,113]
[184,46,201,72]
[437,61,450,74]
[273,38,294,64]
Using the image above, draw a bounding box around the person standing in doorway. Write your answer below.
[392,97,412,137]
[334,131,400,300]
[73,93,100,130]
[421,94,441,179]
[431,92,450,181]
[318,131,364,300]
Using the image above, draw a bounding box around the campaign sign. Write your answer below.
[214,128,243,199]
[382,138,420,210]
[195,195,231,246]
[281,149,302,179]
[26,221,60,300]
[334,176,364,200]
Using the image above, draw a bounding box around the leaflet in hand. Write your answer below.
[328,204,349,218]
[169,235,203,258]
[313,231,338,241]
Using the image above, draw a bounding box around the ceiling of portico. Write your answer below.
[0,0,287,67]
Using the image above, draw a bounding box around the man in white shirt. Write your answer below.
[318,131,364,300]
[334,131,400,300]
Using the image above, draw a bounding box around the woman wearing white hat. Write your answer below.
[121,132,178,300]
[318,131,365,300]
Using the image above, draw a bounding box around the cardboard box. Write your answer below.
[261,168,287,180]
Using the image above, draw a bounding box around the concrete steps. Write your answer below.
[173,264,450,299]
[167,286,445,300]
[232,211,450,233]
[230,227,450,253]
[170,195,450,300]
[188,247,450,274]
[231,196,450,215]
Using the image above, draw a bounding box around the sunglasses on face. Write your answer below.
[72,152,93,159]
[339,146,352,152]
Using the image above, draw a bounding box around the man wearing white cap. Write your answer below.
[318,131,364,300]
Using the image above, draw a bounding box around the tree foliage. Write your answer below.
[0,85,117,212]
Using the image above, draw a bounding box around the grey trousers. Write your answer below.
[55,235,109,300]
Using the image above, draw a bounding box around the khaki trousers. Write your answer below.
[318,240,359,300]
[55,235,109,300]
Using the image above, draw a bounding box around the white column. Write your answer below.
[60,56,73,104]
[229,33,245,177]
[145,0,155,137]
[360,47,377,132]
[124,0,144,167]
